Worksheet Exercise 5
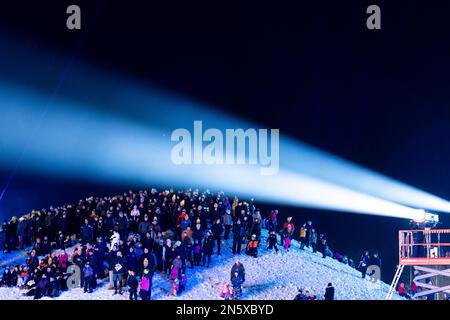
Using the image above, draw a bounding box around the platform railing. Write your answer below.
[399,229,450,264]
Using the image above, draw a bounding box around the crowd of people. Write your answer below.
[0,188,378,300]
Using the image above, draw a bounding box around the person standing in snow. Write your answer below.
[82,261,94,293]
[267,230,279,253]
[211,219,224,255]
[310,228,318,253]
[140,258,154,300]
[231,271,243,300]
[230,260,245,284]
[232,218,245,255]
[245,234,259,257]
[281,217,295,246]
[299,223,307,250]
[127,270,138,300]
[324,282,335,300]
[223,209,233,240]
[112,251,126,295]
[202,230,214,267]
[283,225,293,252]
[358,250,371,279]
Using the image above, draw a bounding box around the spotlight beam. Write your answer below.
[0,83,426,221]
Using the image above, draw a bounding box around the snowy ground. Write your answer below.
[0,231,403,300]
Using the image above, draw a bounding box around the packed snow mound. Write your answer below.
[0,230,403,300]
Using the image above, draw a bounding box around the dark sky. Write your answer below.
[1,0,450,282]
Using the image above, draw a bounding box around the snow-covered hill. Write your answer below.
[0,230,402,300]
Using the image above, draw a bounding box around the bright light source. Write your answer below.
[412,209,439,225]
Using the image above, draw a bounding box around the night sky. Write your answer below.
[2,0,450,283]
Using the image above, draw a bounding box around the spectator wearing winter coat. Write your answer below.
[9,216,18,250]
[162,239,173,274]
[112,251,126,295]
[179,273,187,294]
[127,270,139,300]
[80,219,94,244]
[398,282,411,299]
[180,215,191,232]
[294,289,305,300]
[0,268,13,287]
[281,217,294,246]
[126,246,138,272]
[57,212,69,237]
[230,260,245,284]
[202,231,215,267]
[57,250,68,270]
[232,219,245,254]
[116,211,128,241]
[231,271,243,300]
[283,225,293,252]
[299,223,307,250]
[82,261,94,293]
[171,255,182,281]
[138,215,151,238]
[193,239,202,266]
[305,220,313,247]
[17,217,28,250]
[34,274,49,300]
[223,209,233,240]
[268,210,278,232]
[104,245,116,288]
[27,250,39,271]
[370,253,382,269]
[310,229,318,253]
[130,205,140,220]
[249,218,261,240]
[325,283,335,300]
[245,234,259,257]
[41,236,51,256]
[211,219,224,255]
[192,221,204,243]
[0,222,7,252]
[140,258,154,300]
[359,250,371,279]
[266,231,279,253]
[181,233,194,269]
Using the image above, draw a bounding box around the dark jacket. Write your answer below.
[203,235,215,255]
[231,263,245,282]
[325,285,335,300]
[127,274,139,292]
[211,223,224,239]
[113,256,126,275]
[80,224,94,242]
